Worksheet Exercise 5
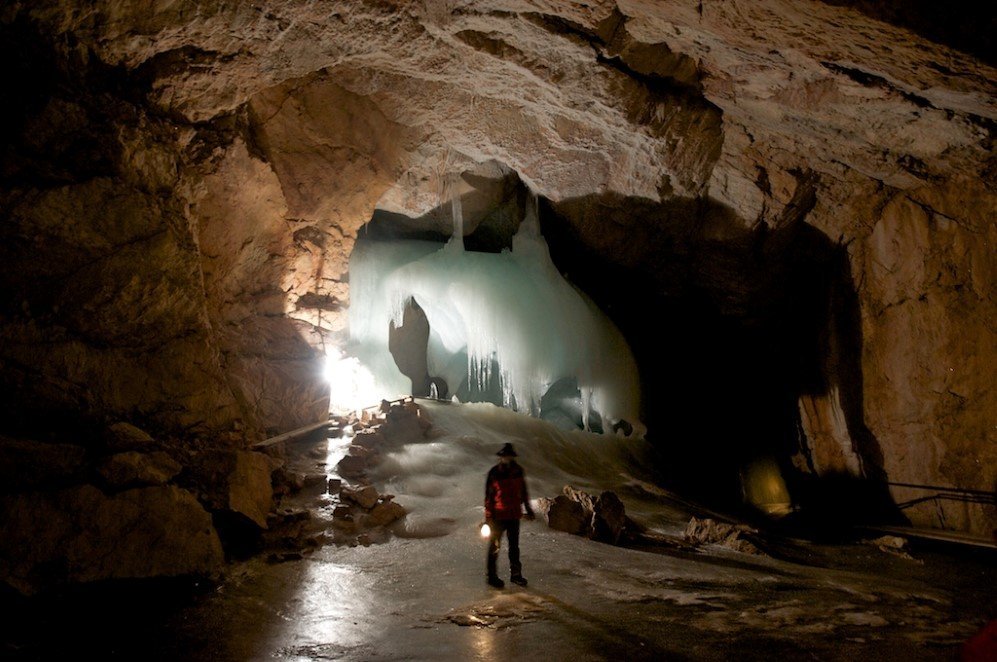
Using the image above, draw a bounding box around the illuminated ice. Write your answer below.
[348,199,644,436]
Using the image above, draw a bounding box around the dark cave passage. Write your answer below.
[538,192,901,527]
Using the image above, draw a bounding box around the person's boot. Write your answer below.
[510,574,528,587]
[487,575,505,588]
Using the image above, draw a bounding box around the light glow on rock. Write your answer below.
[324,347,388,416]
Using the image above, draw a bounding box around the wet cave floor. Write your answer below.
[3,402,994,661]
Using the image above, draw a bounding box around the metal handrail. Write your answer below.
[887,481,995,499]
[886,481,995,530]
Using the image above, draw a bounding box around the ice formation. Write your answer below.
[347,197,644,436]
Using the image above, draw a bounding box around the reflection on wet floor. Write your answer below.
[2,402,993,660]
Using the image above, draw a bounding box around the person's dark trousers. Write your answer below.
[486,518,521,578]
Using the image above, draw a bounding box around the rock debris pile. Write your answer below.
[537,485,637,545]
[264,399,429,556]
[683,517,763,555]
[0,421,282,595]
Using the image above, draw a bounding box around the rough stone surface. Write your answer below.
[539,485,632,544]
[592,491,627,545]
[336,455,367,479]
[0,484,224,595]
[0,0,993,535]
[103,422,155,452]
[188,450,277,528]
[341,485,380,510]
[97,451,183,489]
[684,517,762,555]
[367,500,407,527]
[537,494,589,536]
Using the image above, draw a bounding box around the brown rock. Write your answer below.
[367,500,406,527]
[352,429,385,450]
[592,491,627,545]
[537,495,589,536]
[683,517,762,555]
[188,450,276,528]
[0,485,224,595]
[0,0,993,540]
[97,451,183,489]
[227,452,277,528]
[273,467,307,495]
[104,422,155,451]
[340,485,379,510]
[539,486,632,545]
[336,454,366,479]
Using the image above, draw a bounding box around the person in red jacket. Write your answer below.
[484,443,535,588]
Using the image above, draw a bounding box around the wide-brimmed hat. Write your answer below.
[496,443,518,457]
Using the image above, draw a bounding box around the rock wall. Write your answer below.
[1,1,993,535]
[0,19,244,437]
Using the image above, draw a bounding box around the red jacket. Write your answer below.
[485,461,532,521]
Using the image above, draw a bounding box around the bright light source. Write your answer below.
[324,348,383,416]
[480,523,491,538]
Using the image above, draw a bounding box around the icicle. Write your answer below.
[445,172,464,251]
[347,188,645,437]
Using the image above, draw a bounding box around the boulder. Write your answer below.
[187,450,277,528]
[347,444,377,460]
[336,454,366,478]
[227,452,277,528]
[683,517,762,555]
[103,422,155,451]
[537,495,590,536]
[352,429,385,450]
[0,436,86,491]
[97,451,182,489]
[538,485,633,544]
[0,484,224,595]
[340,485,379,509]
[367,500,406,527]
[273,467,307,496]
[592,491,627,545]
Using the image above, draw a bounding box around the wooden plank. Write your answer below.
[250,419,335,450]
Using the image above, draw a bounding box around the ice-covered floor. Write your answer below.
[5,402,994,660]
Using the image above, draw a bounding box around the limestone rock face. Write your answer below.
[103,423,155,452]
[97,451,183,489]
[187,450,277,528]
[0,484,224,595]
[193,140,331,434]
[1,1,993,534]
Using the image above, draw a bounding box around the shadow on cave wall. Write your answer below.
[817,0,996,66]
[538,191,903,530]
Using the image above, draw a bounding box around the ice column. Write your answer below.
[347,194,644,436]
